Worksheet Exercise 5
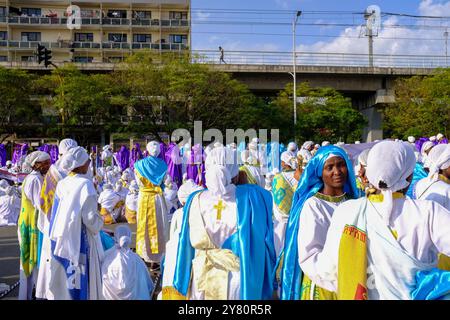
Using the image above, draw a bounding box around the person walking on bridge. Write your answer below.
[219,46,226,64]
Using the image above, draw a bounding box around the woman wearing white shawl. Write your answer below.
[101,225,153,300]
[239,150,265,188]
[414,144,450,210]
[98,183,123,224]
[36,138,78,299]
[125,181,139,224]
[18,151,51,300]
[315,141,450,300]
[160,179,204,299]
[0,186,21,226]
[421,141,434,169]
[47,146,105,300]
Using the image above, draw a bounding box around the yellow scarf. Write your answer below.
[135,171,163,256]
[337,192,405,299]
[18,180,39,277]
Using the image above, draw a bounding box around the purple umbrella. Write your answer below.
[12,143,28,165]
[130,143,143,169]
[186,144,205,187]
[165,142,183,188]
[115,145,130,171]
[0,144,6,166]
[415,137,429,153]
[50,145,59,164]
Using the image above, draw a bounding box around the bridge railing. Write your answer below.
[191,50,449,68]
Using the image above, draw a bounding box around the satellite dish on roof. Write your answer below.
[365,5,381,36]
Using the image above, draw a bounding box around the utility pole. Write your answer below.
[292,10,301,140]
[364,10,374,67]
[445,30,448,67]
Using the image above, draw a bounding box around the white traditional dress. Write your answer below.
[316,194,450,299]
[47,173,105,300]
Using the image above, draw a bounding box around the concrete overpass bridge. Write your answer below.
[1,50,443,141]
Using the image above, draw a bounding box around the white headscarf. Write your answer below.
[128,180,139,193]
[429,136,437,142]
[177,179,204,204]
[121,171,131,182]
[114,224,132,249]
[358,148,371,167]
[24,151,50,169]
[426,144,450,180]
[436,133,444,141]
[146,141,160,157]
[5,160,12,166]
[280,151,297,170]
[60,146,89,172]
[407,136,415,143]
[103,145,111,152]
[302,141,314,150]
[205,146,238,198]
[366,141,416,224]
[287,142,297,152]
[59,139,78,155]
[322,141,330,147]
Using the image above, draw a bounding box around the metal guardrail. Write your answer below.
[0,16,189,27]
[191,50,450,69]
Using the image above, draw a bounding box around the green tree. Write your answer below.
[383,68,450,139]
[0,67,37,143]
[271,82,367,143]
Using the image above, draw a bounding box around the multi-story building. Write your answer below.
[0,0,190,66]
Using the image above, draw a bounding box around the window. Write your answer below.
[108,33,127,42]
[107,10,126,19]
[0,31,6,41]
[0,56,7,62]
[170,34,187,44]
[73,56,93,63]
[133,34,151,43]
[74,33,93,42]
[21,32,41,42]
[21,56,35,62]
[134,11,151,19]
[169,11,188,20]
[0,7,6,16]
[21,8,42,16]
[81,9,100,18]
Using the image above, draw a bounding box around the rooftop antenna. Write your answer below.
[364,5,381,67]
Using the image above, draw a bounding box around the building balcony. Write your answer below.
[3,41,188,51]
[4,15,189,28]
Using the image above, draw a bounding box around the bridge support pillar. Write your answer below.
[361,106,383,142]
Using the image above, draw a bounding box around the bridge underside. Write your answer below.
[212,64,433,142]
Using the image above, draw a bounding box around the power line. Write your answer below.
[193,31,450,41]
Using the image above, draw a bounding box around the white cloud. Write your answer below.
[195,11,211,21]
[295,1,450,67]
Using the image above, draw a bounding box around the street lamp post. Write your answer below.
[292,11,301,140]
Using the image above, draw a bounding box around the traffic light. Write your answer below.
[35,44,53,68]
[44,48,52,68]
[36,44,45,64]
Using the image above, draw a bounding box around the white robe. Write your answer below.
[101,246,153,300]
[415,178,450,211]
[272,171,297,257]
[47,175,105,300]
[18,171,43,300]
[0,193,20,226]
[98,189,122,220]
[189,190,240,300]
[316,197,450,299]
[297,194,347,291]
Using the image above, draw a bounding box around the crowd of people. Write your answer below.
[0,132,449,300]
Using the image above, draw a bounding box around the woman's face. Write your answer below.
[322,156,348,189]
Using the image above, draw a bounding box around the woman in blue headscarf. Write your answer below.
[280,145,358,300]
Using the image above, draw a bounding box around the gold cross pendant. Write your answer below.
[213,199,226,220]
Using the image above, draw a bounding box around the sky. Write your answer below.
[191,0,450,63]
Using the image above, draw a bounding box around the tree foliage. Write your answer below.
[383,68,450,139]
[271,82,367,143]
[0,67,37,143]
